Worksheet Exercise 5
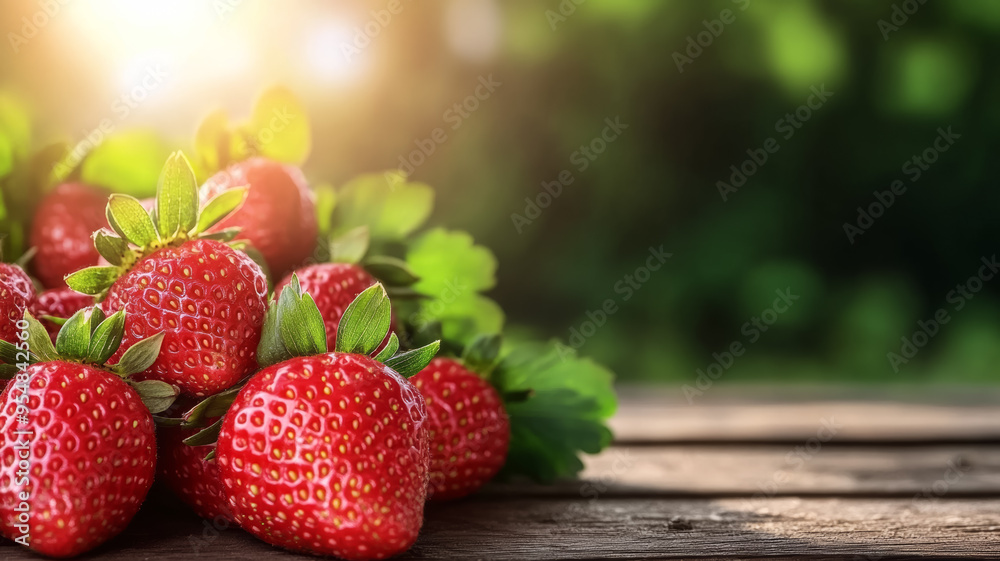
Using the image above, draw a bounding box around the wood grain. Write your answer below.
[482,445,998,498]
[612,386,1000,443]
[4,496,998,560]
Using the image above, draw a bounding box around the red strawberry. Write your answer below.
[211,278,440,559]
[69,153,269,397]
[276,263,394,351]
[29,182,108,289]
[0,263,34,344]
[411,356,510,500]
[0,308,174,558]
[101,239,267,396]
[158,418,232,522]
[30,288,94,342]
[200,158,317,279]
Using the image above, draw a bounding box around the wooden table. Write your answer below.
[5,385,1000,559]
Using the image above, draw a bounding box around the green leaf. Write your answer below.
[501,389,613,482]
[115,332,165,376]
[384,340,440,378]
[408,228,497,295]
[155,152,199,238]
[183,417,223,447]
[87,310,125,365]
[333,172,434,240]
[238,86,311,164]
[193,109,234,174]
[364,256,419,286]
[65,266,120,295]
[334,283,391,355]
[199,227,241,242]
[420,295,505,346]
[0,363,19,379]
[93,231,129,267]
[0,339,35,366]
[80,130,173,197]
[275,275,327,359]
[314,183,337,235]
[24,311,57,362]
[256,301,288,368]
[328,226,369,264]
[130,379,179,414]
[107,194,158,247]
[196,187,247,234]
[462,333,502,376]
[373,332,399,363]
[491,341,618,482]
[55,308,93,360]
[179,384,244,428]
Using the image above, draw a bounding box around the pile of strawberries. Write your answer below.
[0,149,515,559]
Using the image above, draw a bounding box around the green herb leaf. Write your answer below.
[87,310,125,365]
[65,266,120,295]
[275,275,327,359]
[107,194,158,247]
[462,333,502,376]
[155,151,199,238]
[115,332,165,376]
[373,332,399,363]
[130,379,179,414]
[196,187,247,234]
[55,308,93,360]
[384,340,440,378]
[364,256,419,286]
[328,226,369,264]
[93,231,130,267]
[334,283,391,355]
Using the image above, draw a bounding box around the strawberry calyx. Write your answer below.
[0,308,177,413]
[176,276,441,454]
[65,151,251,298]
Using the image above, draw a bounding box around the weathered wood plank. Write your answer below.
[484,445,996,498]
[5,496,997,560]
[612,386,1000,443]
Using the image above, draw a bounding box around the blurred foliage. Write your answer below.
[2,0,1000,383]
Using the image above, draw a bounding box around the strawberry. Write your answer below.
[200,158,317,279]
[157,416,232,522]
[411,339,510,500]
[30,288,94,342]
[29,182,109,289]
[0,263,34,345]
[0,307,176,558]
[67,152,268,397]
[208,278,440,559]
[276,228,415,352]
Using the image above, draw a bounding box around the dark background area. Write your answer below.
[0,0,997,383]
